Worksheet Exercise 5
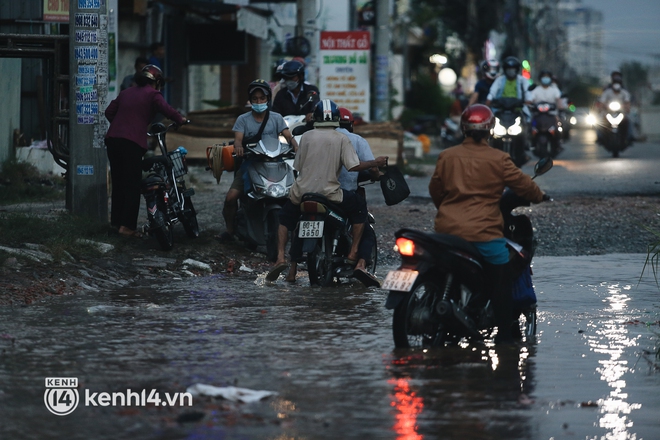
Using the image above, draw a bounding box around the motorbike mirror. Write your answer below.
[533,157,553,177]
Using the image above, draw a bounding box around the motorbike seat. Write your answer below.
[142,175,165,186]
[397,228,484,264]
[300,193,348,219]
[142,156,169,172]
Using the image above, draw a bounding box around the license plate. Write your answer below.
[298,221,324,238]
[381,270,419,291]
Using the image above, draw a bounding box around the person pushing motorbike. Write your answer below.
[428,104,548,344]
[218,79,298,243]
[267,99,387,282]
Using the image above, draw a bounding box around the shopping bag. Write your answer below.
[512,265,537,307]
[379,164,410,206]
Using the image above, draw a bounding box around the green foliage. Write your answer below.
[565,78,601,107]
[0,158,65,205]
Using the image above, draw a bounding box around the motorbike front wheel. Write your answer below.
[307,234,334,287]
[392,280,448,348]
[265,209,280,263]
[180,196,200,239]
[152,209,174,251]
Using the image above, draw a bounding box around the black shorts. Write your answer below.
[278,189,367,231]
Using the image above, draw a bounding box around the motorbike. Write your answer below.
[597,101,630,158]
[383,158,553,348]
[490,98,529,167]
[296,177,378,287]
[140,121,199,251]
[530,102,561,159]
[234,137,296,261]
[557,96,575,141]
[440,117,464,147]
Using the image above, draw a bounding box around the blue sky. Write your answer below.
[580,0,660,70]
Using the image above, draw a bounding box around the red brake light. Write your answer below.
[396,237,415,256]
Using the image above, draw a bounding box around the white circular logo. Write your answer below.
[386,178,397,191]
[44,378,80,416]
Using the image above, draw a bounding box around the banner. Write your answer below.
[319,31,371,122]
[43,0,70,23]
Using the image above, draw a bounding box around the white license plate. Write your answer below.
[298,221,324,238]
[381,270,419,291]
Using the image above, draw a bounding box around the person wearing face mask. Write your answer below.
[485,56,530,108]
[527,70,563,110]
[272,60,320,123]
[217,79,298,243]
[596,71,633,145]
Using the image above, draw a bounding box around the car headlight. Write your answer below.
[586,113,597,126]
[569,116,577,125]
[507,117,522,135]
[608,101,621,112]
[493,118,506,137]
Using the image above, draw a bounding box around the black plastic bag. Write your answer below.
[380,164,410,206]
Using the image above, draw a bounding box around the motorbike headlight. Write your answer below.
[606,113,624,127]
[493,118,506,137]
[507,117,522,135]
[264,183,287,198]
[608,101,621,112]
[586,113,597,126]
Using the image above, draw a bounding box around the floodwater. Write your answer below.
[0,254,659,439]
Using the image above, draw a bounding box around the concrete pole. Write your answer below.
[373,0,391,121]
[297,0,319,86]
[68,0,109,221]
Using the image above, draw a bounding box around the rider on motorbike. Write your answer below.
[218,79,298,242]
[527,70,564,155]
[266,99,388,282]
[428,104,548,343]
[596,71,632,144]
[485,56,530,115]
[469,59,500,105]
[272,60,320,123]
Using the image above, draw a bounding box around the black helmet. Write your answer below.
[503,56,521,70]
[313,99,340,127]
[611,71,623,84]
[247,79,271,101]
[538,70,552,80]
[281,60,305,78]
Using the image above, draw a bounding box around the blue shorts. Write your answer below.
[472,238,510,265]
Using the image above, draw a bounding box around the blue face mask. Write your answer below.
[541,77,552,86]
[252,103,268,113]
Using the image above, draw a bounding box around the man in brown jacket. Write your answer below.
[429,104,547,343]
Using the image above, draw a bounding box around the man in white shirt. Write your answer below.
[527,70,563,113]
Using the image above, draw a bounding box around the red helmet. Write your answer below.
[140,64,164,86]
[460,104,495,133]
[338,107,353,123]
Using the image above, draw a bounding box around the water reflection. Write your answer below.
[586,283,643,439]
[387,344,537,439]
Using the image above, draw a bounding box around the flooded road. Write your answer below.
[1,254,659,439]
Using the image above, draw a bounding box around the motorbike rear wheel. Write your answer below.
[392,280,446,348]
[536,134,549,158]
[152,210,174,251]
[180,196,200,239]
[307,234,334,287]
[516,305,537,341]
[265,209,280,263]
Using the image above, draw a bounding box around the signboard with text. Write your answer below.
[43,0,70,22]
[319,31,371,122]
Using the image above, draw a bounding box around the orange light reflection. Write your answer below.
[389,377,424,440]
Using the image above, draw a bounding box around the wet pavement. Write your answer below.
[1,253,659,439]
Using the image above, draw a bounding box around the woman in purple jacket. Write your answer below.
[104,65,186,238]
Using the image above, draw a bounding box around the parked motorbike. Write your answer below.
[234,137,296,261]
[440,117,464,147]
[140,121,199,251]
[597,101,630,158]
[531,102,561,159]
[383,158,553,348]
[296,178,378,287]
[490,98,529,167]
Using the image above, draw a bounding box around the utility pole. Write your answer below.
[68,0,109,221]
[373,0,391,121]
[297,0,319,86]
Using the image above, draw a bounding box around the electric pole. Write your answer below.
[67,0,109,221]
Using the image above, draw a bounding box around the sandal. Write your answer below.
[266,262,288,282]
[119,227,143,239]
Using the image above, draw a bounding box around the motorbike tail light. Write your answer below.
[395,237,415,257]
[301,201,327,214]
[532,128,538,135]
[548,126,556,135]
